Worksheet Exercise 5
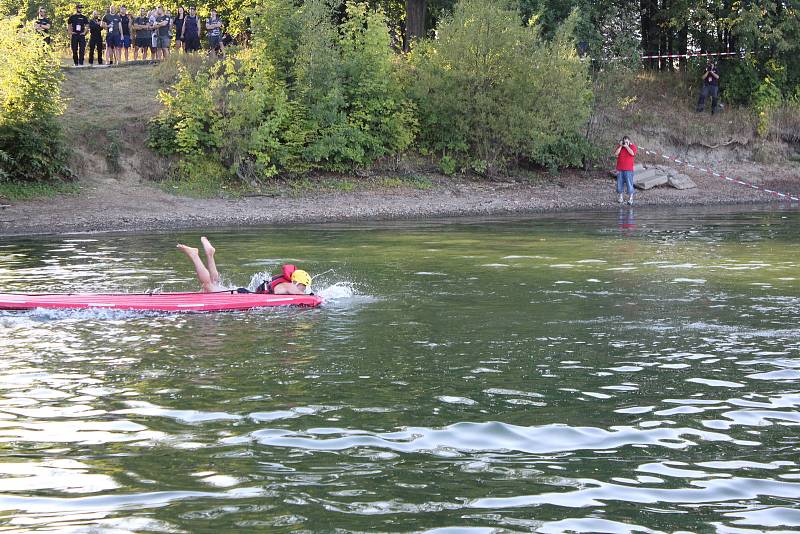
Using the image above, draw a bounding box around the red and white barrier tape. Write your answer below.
[641,148,800,202]
[641,51,740,60]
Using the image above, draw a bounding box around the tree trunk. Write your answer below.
[677,25,687,70]
[640,0,659,68]
[404,0,427,52]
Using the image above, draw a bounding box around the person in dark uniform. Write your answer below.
[133,7,151,60]
[88,10,104,65]
[119,5,132,62]
[102,5,123,65]
[173,6,186,52]
[696,61,720,114]
[67,4,90,66]
[34,6,52,45]
[181,6,200,53]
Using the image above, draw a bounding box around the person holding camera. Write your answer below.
[614,136,637,206]
[696,61,720,114]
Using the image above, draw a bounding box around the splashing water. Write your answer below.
[243,270,363,303]
[316,281,358,301]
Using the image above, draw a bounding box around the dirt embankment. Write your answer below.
[1,63,798,237]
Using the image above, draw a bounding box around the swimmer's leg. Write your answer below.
[177,243,215,293]
[200,236,220,285]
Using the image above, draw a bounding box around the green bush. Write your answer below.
[0,16,69,182]
[754,77,783,138]
[150,0,416,182]
[723,58,761,106]
[438,154,457,175]
[407,1,592,173]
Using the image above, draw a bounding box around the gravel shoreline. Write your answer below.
[2,169,798,237]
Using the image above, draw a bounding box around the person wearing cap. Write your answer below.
[176,237,312,295]
[34,7,52,45]
[67,4,90,66]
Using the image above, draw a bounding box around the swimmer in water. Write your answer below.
[177,237,311,295]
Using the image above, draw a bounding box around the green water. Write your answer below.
[1,207,799,532]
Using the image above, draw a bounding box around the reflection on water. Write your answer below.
[0,208,799,532]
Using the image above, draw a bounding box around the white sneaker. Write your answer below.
[618,194,624,204]
[627,197,634,206]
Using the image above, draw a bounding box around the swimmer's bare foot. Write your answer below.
[177,244,199,258]
[200,237,215,258]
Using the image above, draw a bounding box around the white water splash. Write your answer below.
[317,282,358,301]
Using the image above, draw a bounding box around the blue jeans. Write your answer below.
[616,170,634,195]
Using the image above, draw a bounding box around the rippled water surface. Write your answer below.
[1,207,799,532]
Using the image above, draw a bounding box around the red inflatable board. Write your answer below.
[0,292,322,312]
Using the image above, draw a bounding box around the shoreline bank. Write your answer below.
[2,168,798,237]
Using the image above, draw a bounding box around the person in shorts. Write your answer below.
[118,5,132,62]
[153,6,171,60]
[173,6,186,52]
[133,8,150,60]
[34,6,52,45]
[102,5,123,65]
[206,9,224,57]
[67,4,90,66]
[181,6,200,53]
[88,10,104,65]
[614,136,637,206]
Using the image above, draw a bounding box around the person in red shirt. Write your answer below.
[614,136,637,205]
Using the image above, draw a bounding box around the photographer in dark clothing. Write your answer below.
[88,10,103,65]
[67,4,90,66]
[696,62,720,114]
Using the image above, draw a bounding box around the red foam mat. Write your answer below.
[0,292,323,312]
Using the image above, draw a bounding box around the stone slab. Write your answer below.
[634,167,660,182]
[635,171,669,190]
[668,174,697,190]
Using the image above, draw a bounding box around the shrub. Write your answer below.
[0,16,69,182]
[438,154,457,175]
[769,101,800,143]
[753,77,782,138]
[723,57,761,106]
[150,0,417,182]
[407,1,592,173]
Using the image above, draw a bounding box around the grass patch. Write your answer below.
[61,64,162,138]
[376,174,434,190]
[160,174,248,198]
[0,180,80,201]
[158,158,250,198]
[320,178,357,192]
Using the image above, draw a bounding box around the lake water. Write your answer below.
[1,207,799,532]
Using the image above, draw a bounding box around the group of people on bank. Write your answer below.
[34,4,232,66]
